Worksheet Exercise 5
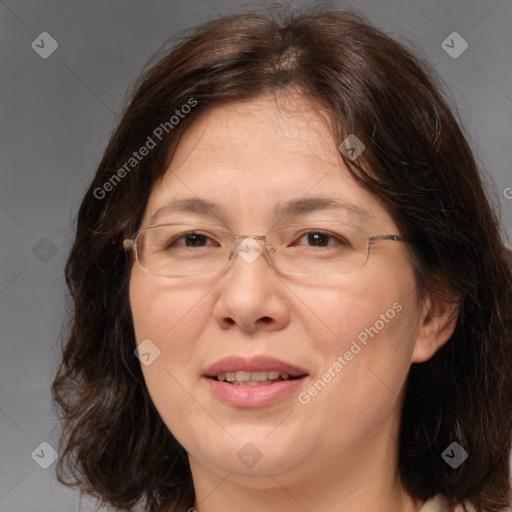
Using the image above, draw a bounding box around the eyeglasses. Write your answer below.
[123,221,405,278]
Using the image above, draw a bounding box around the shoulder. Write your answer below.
[419,494,467,512]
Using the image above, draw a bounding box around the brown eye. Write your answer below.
[166,232,218,249]
[292,231,350,248]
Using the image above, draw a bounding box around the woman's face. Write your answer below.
[129,92,431,490]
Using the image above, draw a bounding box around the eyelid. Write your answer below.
[266,221,365,237]
[142,221,367,239]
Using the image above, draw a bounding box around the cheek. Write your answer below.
[302,272,421,434]
[129,270,211,355]
[311,265,418,351]
[129,271,210,427]
[307,259,421,397]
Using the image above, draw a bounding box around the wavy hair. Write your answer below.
[51,5,512,512]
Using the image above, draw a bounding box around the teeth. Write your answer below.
[217,370,291,382]
[233,380,273,386]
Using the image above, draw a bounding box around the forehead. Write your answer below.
[143,93,396,231]
[172,92,335,167]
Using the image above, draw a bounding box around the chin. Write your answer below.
[219,435,306,474]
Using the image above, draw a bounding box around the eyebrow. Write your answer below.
[150,196,373,223]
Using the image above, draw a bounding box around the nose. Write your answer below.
[228,235,271,265]
[212,236,289,333]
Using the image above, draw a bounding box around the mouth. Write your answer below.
[211,370,306,386]
[203,354,309,383]
[202,355,309,407]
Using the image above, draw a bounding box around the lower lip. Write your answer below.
[204,376,308,408]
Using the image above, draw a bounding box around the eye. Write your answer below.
[166,232,219,249]
[292,230,351,248]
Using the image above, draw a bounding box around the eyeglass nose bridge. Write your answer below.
[227,234,276,262]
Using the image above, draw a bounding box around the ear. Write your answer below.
[412,282,460,363]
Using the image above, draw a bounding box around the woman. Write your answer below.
[51,6,512,512]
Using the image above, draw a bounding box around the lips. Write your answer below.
[202,355,310,407]
[202,355,309,379]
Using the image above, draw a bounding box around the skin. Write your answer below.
[129,91,459,512]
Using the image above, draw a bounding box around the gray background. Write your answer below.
[1,0,511,511]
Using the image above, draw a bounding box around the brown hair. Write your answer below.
[51,5,512,512]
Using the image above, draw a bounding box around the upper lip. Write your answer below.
[203,355,309,378]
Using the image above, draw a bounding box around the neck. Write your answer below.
[189,480,423,512]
